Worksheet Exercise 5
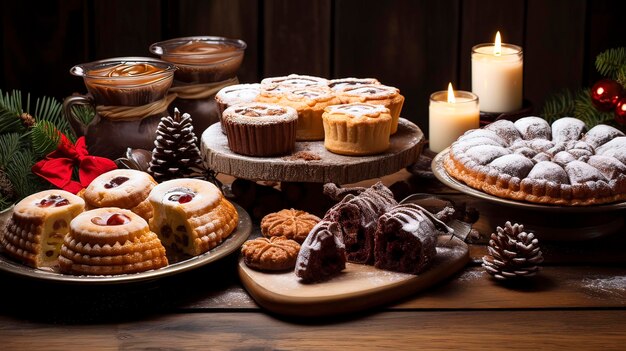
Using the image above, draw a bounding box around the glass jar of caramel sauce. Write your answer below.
[64,57,176,159]
[150,36,246,136]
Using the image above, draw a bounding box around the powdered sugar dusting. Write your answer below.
[457,269,486,282]
[581,276,626,301]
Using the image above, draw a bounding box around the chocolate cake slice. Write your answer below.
[295,220,346,283]
[323,182,397,264]
[374,203,452,274]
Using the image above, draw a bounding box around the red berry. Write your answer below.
[615,97,626,125]
[178,194,194,204]
[106,213,130,226]
[104,176,130,189]
[55,199,69,207]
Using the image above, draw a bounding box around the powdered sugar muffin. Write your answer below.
[260,74,329,90]
[328,77,380,91]
[215,83,261,130]
[322,103,392,155]
[59,207,168,275]
[83,169,157,222]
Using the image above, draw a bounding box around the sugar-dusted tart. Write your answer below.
[1,190,85,268]
[444,116,626,206]
[254,84,295,104]
[215,83,261,130]
[328,77,380,91]
[338,84,404,134]
[59,208,168,275]
[149,179,238,256]
[260,74,329,90]
[83,169,157,222]
[222,102,298,156]
[278,86,341,141]
[322,103,392,156]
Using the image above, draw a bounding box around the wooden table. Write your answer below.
[1,170,626,350]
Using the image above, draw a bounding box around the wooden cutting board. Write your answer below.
[238,235,469,317]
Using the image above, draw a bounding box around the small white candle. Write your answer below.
[429,83,480,153]
[471,31,523,113]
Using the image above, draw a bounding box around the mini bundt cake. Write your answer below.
[83,169,157,221]
[260,208,321,244]
[241,236,301,271]
[295,220,346,283]
[149,179,238,256]
[59,208,168,275]
[444,116,626,205]
[1,190,85,268]
[323,182,398,264]
[374,204,447,274]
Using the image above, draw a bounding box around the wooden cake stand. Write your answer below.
[201,118,424,184]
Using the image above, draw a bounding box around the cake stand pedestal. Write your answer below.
[201,118,424,184]
[432,149,626,241]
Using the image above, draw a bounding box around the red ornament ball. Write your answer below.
[591,79,623,111]
[615,97,626,125]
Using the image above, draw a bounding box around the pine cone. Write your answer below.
[0,169,16,200]
[19,112,36,128]
[482,221,543,280]
[148,108,205,182]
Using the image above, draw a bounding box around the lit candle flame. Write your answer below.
[494,31,502,56]
[447,82,456,103]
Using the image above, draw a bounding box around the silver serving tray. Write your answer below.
[0,203,251,284]
[432,149,626,213]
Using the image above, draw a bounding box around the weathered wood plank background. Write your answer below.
[1,0,626,135]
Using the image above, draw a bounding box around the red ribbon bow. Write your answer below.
[32,134,117,194]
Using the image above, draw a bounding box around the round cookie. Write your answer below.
[260,208,321,244]
[241,236,301,271]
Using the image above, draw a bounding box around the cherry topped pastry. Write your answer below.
[59,207,168,275]
[1,190,85,268]
[84,169,157,221]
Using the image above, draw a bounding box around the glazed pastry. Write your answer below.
[222,102,298,156]
[241,236,301,271]
[278,86,341,141]
[444,116,626,206]
[1,190,85,268]
[338,84,404,134]
[83,169,157,222]
[215,83,261,130]
[260,74,329,90]
[328,77,380,91]
[322,103,392,155]
[59,208,168,275]
[295,220,346,283]
[374,204,445,274]
[323,182,397,264]
[149,179,238,256]
[260,208,321,244]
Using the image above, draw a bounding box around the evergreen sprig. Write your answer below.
[0,89,75,210]
[541,47,626,131]
[595,47,626,86]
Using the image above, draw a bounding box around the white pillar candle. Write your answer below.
[429,83,480,153]
[471,32,523,113]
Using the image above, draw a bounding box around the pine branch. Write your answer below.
[541,89,577,123]
[595,47,626,81]
[0,90,25,134]
[71,104,95,127]
[30,120,61,157]
[0,133,21,168]
[0,195,12,210]
[5,149,44,200]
